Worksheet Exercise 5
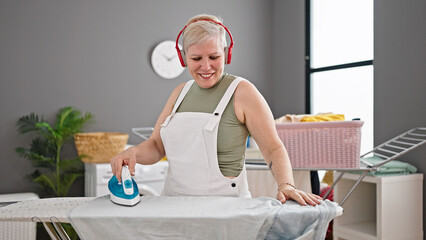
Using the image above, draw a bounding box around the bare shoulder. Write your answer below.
[234,79,265,105]
[234,79,266,123]
[165,82,187,106]
[235,79,257,93]
[156,82,187,121]
[234,79,262,102]
[151,81,187,137]
[171,82,187,99]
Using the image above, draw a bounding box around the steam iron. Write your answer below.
[108,165,140,206]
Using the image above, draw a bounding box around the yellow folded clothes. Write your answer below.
[321,170,334,185]
[300,114,345,122]
[275,114,311,123]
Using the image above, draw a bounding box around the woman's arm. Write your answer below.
[234,80,322,206]
[110,83,186,181]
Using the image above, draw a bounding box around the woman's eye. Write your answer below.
[190,56,219,61]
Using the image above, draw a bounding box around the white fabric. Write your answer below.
[160,78,250,197]
[68,195,341,240]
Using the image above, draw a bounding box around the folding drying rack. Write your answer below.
[332,126,426,206]
[131,127,154,141]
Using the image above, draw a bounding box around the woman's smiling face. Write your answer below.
[185,37,225,89]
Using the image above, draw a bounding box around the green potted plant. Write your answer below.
[16,106,93,197]
[15,106,93,240]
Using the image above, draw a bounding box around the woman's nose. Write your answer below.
[200,58,212,70]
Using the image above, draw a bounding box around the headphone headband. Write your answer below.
[175,19,234,67]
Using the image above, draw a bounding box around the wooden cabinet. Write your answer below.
[333,173,423,240]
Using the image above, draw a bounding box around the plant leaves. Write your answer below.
[16,106,93,197]
[57,107,75,129]
[59,173,83,197]
[16,113,43,134]
[30,137,56,158]
[33,173,58,196]
[16,147,56,169]
[55,107,94,144]
[27,169,41,181]
[58,157,84,173]
[35,122,58,140]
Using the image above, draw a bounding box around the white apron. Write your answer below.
[160,78,251,198]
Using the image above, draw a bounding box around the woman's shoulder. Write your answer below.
[232,76,256,93]
[225,74,253,88]
[172,81,188,95]
[165,82,188,106]
[233,76,262,107]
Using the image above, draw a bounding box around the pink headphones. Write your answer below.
[175,19,234,67]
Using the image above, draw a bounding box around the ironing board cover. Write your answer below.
[0,197,94,223]
[68,195,341,240]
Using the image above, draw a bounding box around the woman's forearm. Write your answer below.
[133,138,165,165]
[264,145,295,188]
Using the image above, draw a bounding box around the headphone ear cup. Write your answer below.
[224,47,232,64]
[178,49,186,67]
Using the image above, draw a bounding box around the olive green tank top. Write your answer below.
[176,73,249,177]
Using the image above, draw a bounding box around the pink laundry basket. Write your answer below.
[275,121,364,169]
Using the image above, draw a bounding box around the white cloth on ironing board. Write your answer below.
[68,195,341,240]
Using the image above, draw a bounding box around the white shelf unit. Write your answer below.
[333,173,423,240]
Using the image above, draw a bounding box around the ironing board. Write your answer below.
[0,197,95,240]
[0,195,341,240]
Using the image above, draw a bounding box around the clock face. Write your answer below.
[151,40,185,79]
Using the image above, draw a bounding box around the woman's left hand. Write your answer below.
[277,184,323,206]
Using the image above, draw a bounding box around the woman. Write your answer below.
[110,14,322,206]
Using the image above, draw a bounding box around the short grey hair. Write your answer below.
[182,14,227,53]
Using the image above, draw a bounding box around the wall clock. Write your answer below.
[151,40,185,79]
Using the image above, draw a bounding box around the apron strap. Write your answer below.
[172,80,195,114]
[161,80,195,127]
[204,78,244,132]
[213,78,243,116]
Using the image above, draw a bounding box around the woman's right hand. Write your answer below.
[110,147,137,182]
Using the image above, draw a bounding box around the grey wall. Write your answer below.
[271,0,306,117]
[374,0,426,231]
[0,0,275,194]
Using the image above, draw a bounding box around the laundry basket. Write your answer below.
[74,132,129,163]
[276,121,363,169]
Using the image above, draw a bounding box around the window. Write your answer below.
[306,0,374,153]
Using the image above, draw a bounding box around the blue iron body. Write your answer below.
[108,167,141,206]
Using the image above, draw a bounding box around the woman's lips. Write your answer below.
[199,73,214,79]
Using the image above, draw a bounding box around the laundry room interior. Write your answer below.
[1,1,425,240]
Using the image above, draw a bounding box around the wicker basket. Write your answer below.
[74,132,129,163]
[276,121,364,169]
